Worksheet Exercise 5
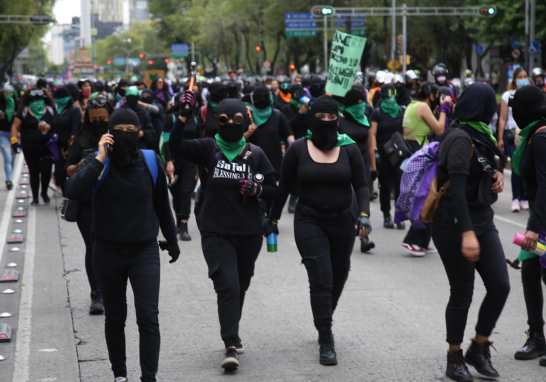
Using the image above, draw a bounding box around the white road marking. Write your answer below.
[12,205,36,382]
[37,349,58,352]
[494,214,527,228]
[0,155,23,266]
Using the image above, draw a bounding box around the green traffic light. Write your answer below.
[488,8,494,15]
[322,8,332,15]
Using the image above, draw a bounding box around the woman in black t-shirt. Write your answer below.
[268,96,371,366]
[11,87,56,205]
[431,83,509,381]
[0,84,18,189]
[369,84,405,229]
[169,93,277,370]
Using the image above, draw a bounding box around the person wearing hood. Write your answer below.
[392,74,412,107]
[339,89,377,252]
[309,75,326,98]
[140,88,164,154]
[121,86,156,149]
[268,95,371,366]
[0,84,18,189]
[52,86,82,195]
[274,82,291,110]
[200,81,230,138]
[150,76,173,110]
[112,78,131,108]
[507,85,546,365]
[227,81,240,99]
[169,92,277,370]
[65,108,179,382]
[431,83,508,381]
[65,95,114,316]
[242,85,255,111]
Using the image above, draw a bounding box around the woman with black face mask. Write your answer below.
[309,75,326,98]
[121,86,156,149]
[112,78,130,108]
[268,95,371,366]
[169,92,277,370]
[65,96,113,315]
[65,108,179,382]
[200,81,229,138]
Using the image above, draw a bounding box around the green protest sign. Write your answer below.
[325,30,367,97]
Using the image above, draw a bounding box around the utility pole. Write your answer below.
[525,0,529,74]
[402,4,407,75]
[529,0,536,73]
[91,2,96,77]
[391,0,396,73]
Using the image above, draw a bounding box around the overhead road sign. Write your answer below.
[285,13,316,20]
[114,57,125,66]
[286,30,317,38]
[286,22,318,29]
[171,44,189,58]
[334,21,366,28]
[0,15,52,24]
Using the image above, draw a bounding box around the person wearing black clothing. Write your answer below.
[162,95,201,240]
[0,84,18,189]
[112,78,130,108]
[268,96,372,366]
[393,74,412,106]
[199,82,228,138]
[339,89,377,252]
[65,108,179,382]
[52,87,82,195]
[431,83,509,381]
[65,96,112,315]
[150,76,172,110]
[140,88,164,154]
[273,82,291,110]
[121,86,156,149]
[169,94,277,370]
[242,85,255,110]
[309,75,325,98]
[369,85,405,229]
[11,87,56,205]
[507,86,546,364]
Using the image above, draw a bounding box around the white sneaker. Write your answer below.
[115,378,128,382]
[511,199,520,212]
[520,200,529,210]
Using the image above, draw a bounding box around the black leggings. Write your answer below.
[22,146,53,200]
[294,203,355,332]
[54,155,67,196]
[170,159,197,221]
[378,150,402,215]
[432,207,510,345]
[201,232,263,348]
[76,203,99,292]
[93,238,160,382]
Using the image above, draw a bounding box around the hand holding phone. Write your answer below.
[97,133,114,163]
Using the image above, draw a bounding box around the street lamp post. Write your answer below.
[113,40,143,74]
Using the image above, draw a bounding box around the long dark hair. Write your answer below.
[19,87,54,111]
[77,79,95,105]
[0,90,19,112]
[415,81,439,102]
[73,97,114,149]
[151,77,171,101]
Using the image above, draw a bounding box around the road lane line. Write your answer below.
[0,155,23,266]
[494,214,527,228]
[12,204,36,382]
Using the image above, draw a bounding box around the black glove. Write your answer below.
[263,220,279,237]
[371,171,378,181]
[374,150,381,169]
[158,240,180,263]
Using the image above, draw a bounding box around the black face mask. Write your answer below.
[218,123,245,143]
[210,88,227,103]
[140,96,153,104]
[118,88,126,97]
[431,96,440,109]
[91,120,108,136]
[310,118,338,150]
[126,95,139,109]
[110,130,139,167]
[310,83,325,98]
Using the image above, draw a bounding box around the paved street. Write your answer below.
[1,155,545,381]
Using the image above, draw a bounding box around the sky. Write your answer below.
[44,0,81,41]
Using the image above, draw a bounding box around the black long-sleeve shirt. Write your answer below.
[169,115,277,235]
[270,139,370,220]
[64,135,97,206]
[162,112,201,165]
[280,103,309,139]
[65,151,177,246]
[53,105,81,149]
[521,130,546,233]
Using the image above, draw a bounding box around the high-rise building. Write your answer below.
[48,18,81,66]
[80,0,91,46]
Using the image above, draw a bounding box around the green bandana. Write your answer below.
[344,102,370,126]
[270,94,275,105]
[89,92,100,100]
[55,96,71,114]
[209,101,219,113]
[116,93,122,102]
[4,94,15,122]
[29,100,46,120]
[458,120,497,145]
[512,119,546,175]
[125,86,139,96]
[381,96,399,118]
[303,130,356,147]
[252,106,273,127]
[290,97,302,110]
[244,102,254,110]
[214,134,246,162]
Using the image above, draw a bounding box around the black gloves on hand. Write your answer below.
[263,220,279,237]
[158,240,180,263]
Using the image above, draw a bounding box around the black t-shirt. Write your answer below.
[370,107,404,153]
[520,129,546,232]
[273,93,289,110]
[162,112,201,165]
[64,135,98,205]
[16,106,56,150]
[53,105,82,148]
[281,103,309,139]
[338,117,369,158]
[247,109,293,178]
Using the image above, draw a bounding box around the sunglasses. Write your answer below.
[87,98,109,108]
[29,89,45,97]
[385,89,397,98]
[281,83,290,90]
[217,113,245,125]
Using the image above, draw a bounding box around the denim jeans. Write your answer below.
[0,131,15,181]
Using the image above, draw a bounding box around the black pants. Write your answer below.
[201,232,263,348]
[378,149,402,215]
[93,238,160,382]
[22,146,53,200]
[294,203,355,332]
[54,155,67,196]
[432,206,510,345]
[169,159,197,221]
[76,203,100,292]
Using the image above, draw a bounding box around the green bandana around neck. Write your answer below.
[55,96,71,114]
[215,133,246,162]
[4,94,15,122]
[303,130,356,147]
[89,92,100,100]
[125,86,139,96]
[29,100,46,120]
[458,120,497,146]
[252,106,273,127]
[344,102,370,126]
[244,102,254,110]
[336,101,345,113]
[270,94,275,105]
[116,93,122,102]
[381,96,399,118]
[512,119,546,175]
[290,97,302,110]
[209,101,219,113]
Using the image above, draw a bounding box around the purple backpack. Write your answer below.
[394,142,440,229]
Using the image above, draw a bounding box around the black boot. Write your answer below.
[383,215,394,228]
[89,290,104,315]
[539,355,546,366]
[288,195,297,213]
[360,236,375,252]
[318,330,337,365]
[514,327,546,360]
[180,222,191,241]
[464,339,499,378]
[446,349,473,381]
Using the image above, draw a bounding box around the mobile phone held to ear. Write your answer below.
[104,128,111,151]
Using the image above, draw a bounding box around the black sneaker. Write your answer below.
[514,328,546,360]
[540,355,546,366]
[396,222,406,230]
[236,338,244,354]
[179,222,191,241]
[89,290,105,315]
[221,348,239,370]
[318,330,338,366]
[6,180,13,190]
[360,236,375,253]
[446,349,473,381]
[383,216,394,229]
[41,193,50,205]
[464,339,499,378]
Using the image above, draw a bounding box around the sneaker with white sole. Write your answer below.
[221,348,239,370]
[511,199,520,212]
[401,243,425,257]
[520,200,530,210]
[421,246,437,255]
[115,377,128,382]
[236,338,244,354]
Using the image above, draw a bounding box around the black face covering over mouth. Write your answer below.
[108,109,140,167]
[217,99,248,142]
[252,85,271,109]
[126,95,140,108]
[510,85,546,129]
[91,120,109,136]
[309,95,339,150]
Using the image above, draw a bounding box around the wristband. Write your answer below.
[10,137,18,144]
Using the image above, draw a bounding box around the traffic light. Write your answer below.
[230,72,235,77]
[148,60,153,65]
[312,6,334,16]
[479,6,496,16]
[290,64,295,70]
[397,36,403,54]
[165,58,170,63]
[139,53,144,58]
[107,60,112,65]
[94,64,98,69]
[255,46,261,52]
